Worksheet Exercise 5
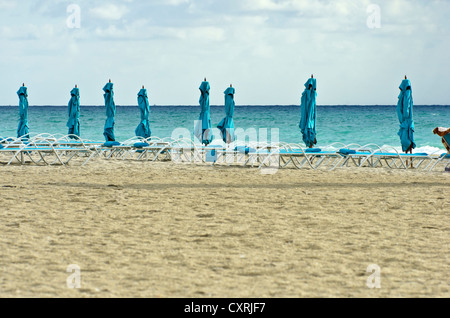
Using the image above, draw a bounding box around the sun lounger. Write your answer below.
[428,132,450,171]
[135,141,173,162]
[247,142,344,170]
[170,139,229,164]
[328,144,440,170]
[277,146,342,170]
[0,138,92,166]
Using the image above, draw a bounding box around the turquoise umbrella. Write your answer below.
[396,77,416,153]
[103,81,116,142]
[194,78,213,145]
[217,85,235,144]
[299,76,317,148]
[67,85,80,138]
[17,84,29,139]
[135,87,151,139]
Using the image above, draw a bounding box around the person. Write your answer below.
[433,127,450,137]
[433,127,450,152]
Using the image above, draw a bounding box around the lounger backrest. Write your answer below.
[443,134,450,152]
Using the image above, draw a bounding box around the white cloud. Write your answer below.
[0,24,56,41]
[0,0,449,105]
[89,4,129,20]
[166,0,190,5]
[243,0,368,15]
[0,0,17,9]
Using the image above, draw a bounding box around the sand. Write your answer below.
[0,159,448,298]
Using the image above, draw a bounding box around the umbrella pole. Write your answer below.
[409,148,413,168]
[406,145,413,168]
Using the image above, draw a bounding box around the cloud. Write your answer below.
[0,23,56,41]
[0,0,17,9]
[89,4,129,20]
[91,18,224,42]
[0,0,449,105]
[242,0,368,14]
[166,0,190,5]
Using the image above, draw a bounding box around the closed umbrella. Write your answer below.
[17,84,29,139]
[103,80,116,142]
[299,75,317,148]
[135,86,151,139]
[194,78,213,145]
[397,76,416,153]
[217,84,235,144]
[67,85,80,138]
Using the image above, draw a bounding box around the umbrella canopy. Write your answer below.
[135,88,151,139]
[194,80,213,145]
[299,77,317,148]
[397,79,416,152]
[217,86,236,144]
[17,86,29,139]
[67,86,80,138]
[103,82,116,142]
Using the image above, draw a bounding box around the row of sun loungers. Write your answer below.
[1,133,449,171]
[0,134,94,166]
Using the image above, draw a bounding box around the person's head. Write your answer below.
[142,85,144,89]
[109,79,111,83]
[230,84,232,87]
[311,74,314,78]
[204,77,206,82]
[75,84,78,88]
[22,83,25,86]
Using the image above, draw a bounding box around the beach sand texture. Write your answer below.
[0,160,448,297]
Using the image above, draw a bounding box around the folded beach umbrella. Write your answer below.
[299,76,317,148]
[396,77,416,153]
[135,87,151,139]
[194,78,213,145]
[217,85,236,144]
[103,81,116,142]
[17,84,29,139]
[67,85,80,138]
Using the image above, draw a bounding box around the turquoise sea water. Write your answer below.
[0,105,449,152]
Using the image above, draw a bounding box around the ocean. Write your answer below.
[0,105,449,153]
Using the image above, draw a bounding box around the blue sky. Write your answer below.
[0,0,449,106]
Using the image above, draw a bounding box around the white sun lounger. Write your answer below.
[0,138,92,166]
[329,144,440,171]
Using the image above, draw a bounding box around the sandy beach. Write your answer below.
[0,159,448,298]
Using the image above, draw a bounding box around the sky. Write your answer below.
[0,0,449,106]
